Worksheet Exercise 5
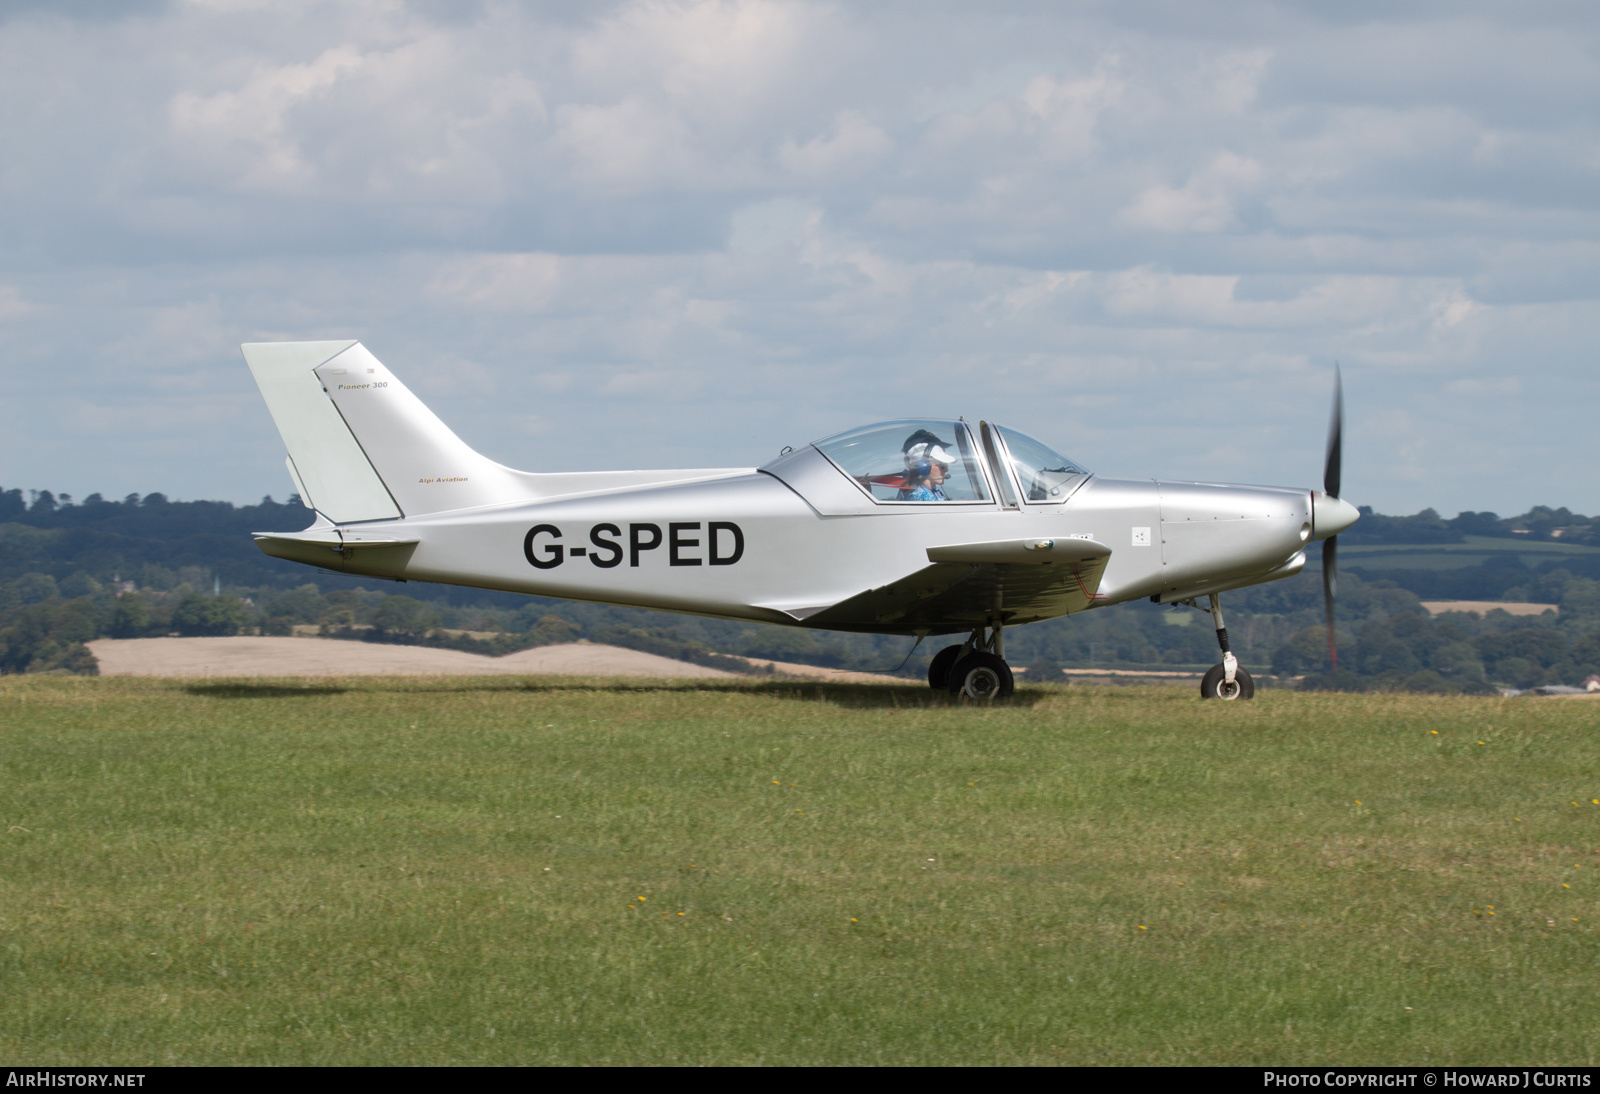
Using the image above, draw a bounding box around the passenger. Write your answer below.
[899,441,953,501]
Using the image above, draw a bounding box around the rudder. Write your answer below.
[243,340,526,522]
[242,340,401,524]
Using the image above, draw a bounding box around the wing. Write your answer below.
[801,537,1112,635]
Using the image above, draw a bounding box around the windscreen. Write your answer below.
[995,426,1089,503]
[814,420,991,503]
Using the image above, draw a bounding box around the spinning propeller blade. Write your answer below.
[1323,365,1343,671]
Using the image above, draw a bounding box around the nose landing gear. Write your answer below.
[1200,593,1255,700]
[930,616,1015,699]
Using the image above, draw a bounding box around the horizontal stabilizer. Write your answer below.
[252,530,420,550]
[252,526,420,576]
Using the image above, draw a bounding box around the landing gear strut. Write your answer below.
[1200,593,1255,700]
[932,616,1015,700]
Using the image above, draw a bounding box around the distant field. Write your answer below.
[1342,535,1600,572]
[85,637,736,679]
[1420,602,1557,618]
[2,677,1598,1066]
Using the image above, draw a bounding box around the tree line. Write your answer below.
[5,484,1600,690]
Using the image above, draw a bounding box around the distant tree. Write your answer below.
[1271,626,1331,676]
[1351,634,1419,677]
[58,572,101,599]
[0,487,26,521]
[1298,668,1366,692]
[1025,657,1065,684]
[1345,507,1460,545]
[0,598,101,674]
[171,594,248,637]
[1429,641,1486,682]
[528,615,581,646]
[137,564,177,591]
[1476,628,1569,684]
[318,589,364,628]
[1562,579,1600,621]
[371,595,434,636]
[106,593,151,638]
[739,628,824,661]
[266,584,322,623]
[13,573,59,605]
[1448,511,1505,537]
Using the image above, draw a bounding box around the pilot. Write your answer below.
[899,442,953,501]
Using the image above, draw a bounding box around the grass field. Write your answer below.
[2,676,1598,1066]
[1341,535,1600,572]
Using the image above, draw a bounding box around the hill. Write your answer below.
[5,484,1600,691]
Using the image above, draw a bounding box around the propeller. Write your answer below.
[1322,365,1343,671]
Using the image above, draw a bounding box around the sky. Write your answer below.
[0,0,1595,518]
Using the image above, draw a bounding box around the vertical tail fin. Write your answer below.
[243,340,525,522]
[243,340,401,523]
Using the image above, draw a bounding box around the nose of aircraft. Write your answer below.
[1310,492,1359,541]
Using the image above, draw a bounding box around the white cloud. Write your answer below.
[169,45,366,189]
[552,97,700,188]
[0,2,1595,517]
[777,110,891,182]
[571,0,819,110]
[1446,377,1520,396]
[1121,152,1263,233]
[1018,70,1123,158]
[0,285,37,320]
[727,198,818,253]
[1206,48,1272,114]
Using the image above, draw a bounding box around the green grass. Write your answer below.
[2,677,1598,1066]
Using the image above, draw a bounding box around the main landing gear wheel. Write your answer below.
[1200,663,1255,700]
[927,645,962,690]
[948,652,1014,700]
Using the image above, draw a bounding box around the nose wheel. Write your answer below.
[932,618,1015,700]
[1201,661,1255,700]
[1199,593,1255,700]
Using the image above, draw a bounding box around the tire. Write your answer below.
[928,645,962,689]
[1200,662,1255,700]
[947,652,1014,700]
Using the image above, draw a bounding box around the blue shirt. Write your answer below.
[900,484,948,501]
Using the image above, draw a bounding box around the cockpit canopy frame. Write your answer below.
[812,419,993,505]
[806,418,1090,508]
[990,424,1091,505]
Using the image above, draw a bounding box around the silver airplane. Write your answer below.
[242,340,1358,700]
